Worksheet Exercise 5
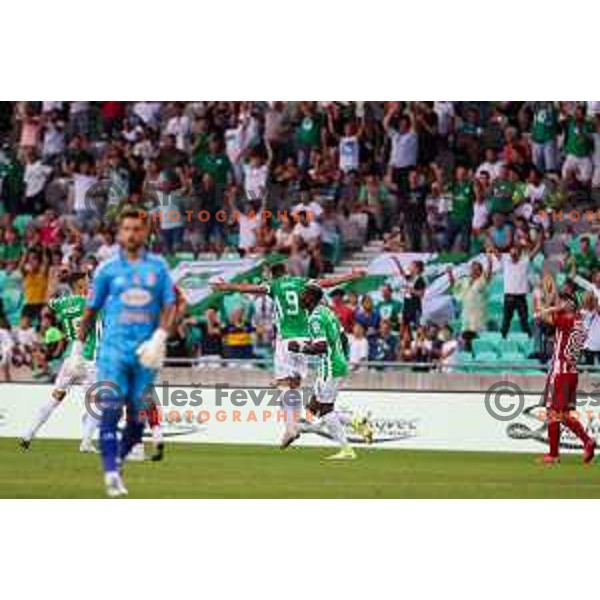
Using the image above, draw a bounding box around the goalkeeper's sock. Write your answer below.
[100,405,121,473]
[24,398,61,441]
[323,411,349,447]
[81,410,99,446]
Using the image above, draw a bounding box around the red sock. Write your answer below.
[148,402,160,429]
[563,415,591,446]
[548,418,560,457]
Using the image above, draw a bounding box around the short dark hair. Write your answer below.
[118,207,147,224]
[270,263,286,279]
[305,282,323,303]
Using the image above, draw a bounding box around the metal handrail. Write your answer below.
[162,357,600,373]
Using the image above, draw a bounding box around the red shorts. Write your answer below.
[546,373,578,411]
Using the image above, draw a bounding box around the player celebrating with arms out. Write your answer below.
[78,208,176,497]
[284,283,369,460]
[20,268,100,453]
[212,263,365,444]
[539,291,595,465]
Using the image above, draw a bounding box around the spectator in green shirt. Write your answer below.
[566,236,599,281]
[531,102,558,173]
[197,136,233,188]
[295,102,324,172]
[0,227,23,267]
[445,165,475,252]
[488,164,517,215]
[562,104,594,185]
[376,283,402,328]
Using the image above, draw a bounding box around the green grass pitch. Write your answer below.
[2,438,600,498]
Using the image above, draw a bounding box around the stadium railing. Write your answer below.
[5,359,599,393]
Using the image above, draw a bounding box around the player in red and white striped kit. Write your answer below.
[540,292,595,464]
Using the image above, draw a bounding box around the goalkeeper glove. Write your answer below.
[136,328,168,369]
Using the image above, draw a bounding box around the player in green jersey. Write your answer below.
[20,271,100,453]
[212,263,365,443]
[283,283,372,460]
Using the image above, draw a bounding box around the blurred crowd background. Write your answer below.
[1,100,600,381]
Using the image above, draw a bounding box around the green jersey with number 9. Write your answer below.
[48,294,97,361]
[266,275,310,340]
[308,304,349,381]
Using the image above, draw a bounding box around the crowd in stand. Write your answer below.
[1,101,600,379]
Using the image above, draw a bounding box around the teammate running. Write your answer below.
[539,291,595,464]
[19,272,99,452]
[212,263,365,442]
[282,282,371,459]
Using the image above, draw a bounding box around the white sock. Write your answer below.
[298,419,324,434]
[152,425,163,445]
[323,411,349,447]
[281,387,302,434]
[337,412,353,427]
[24,398,61,441]
[81,411,99,445]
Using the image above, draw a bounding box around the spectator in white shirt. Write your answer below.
[348,323,369,370]
[383,105,418,196]
[41,112,66,163]
[96,230,120,263]
[69,101,90,136]
[581,292,600,365]
[69,158,98,231]
[292,194,323,222]
[476,148,503,181]
[293,210,322,245]
[0,316,14,381]
[434,101,455,138]
[338,121,361,173]
[23,148,52,214]
[133,102,162,130]
[164,104,192,153]
[498,240,541,338]
[237,200,262,256]
[242,150,271,202]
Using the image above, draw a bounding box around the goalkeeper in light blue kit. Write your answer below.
[78,208,176,497]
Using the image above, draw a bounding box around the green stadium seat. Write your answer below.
[498,339,521,357]
[472,339,498,358]
[508,331,532,345]
[474,351,499,364]
[455,352,476,373]
[479,331,502,345]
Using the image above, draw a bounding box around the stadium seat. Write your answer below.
[507,331,532,347]
[472,339,498,358]
[498,339,521,357]
[479,331,502,345]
